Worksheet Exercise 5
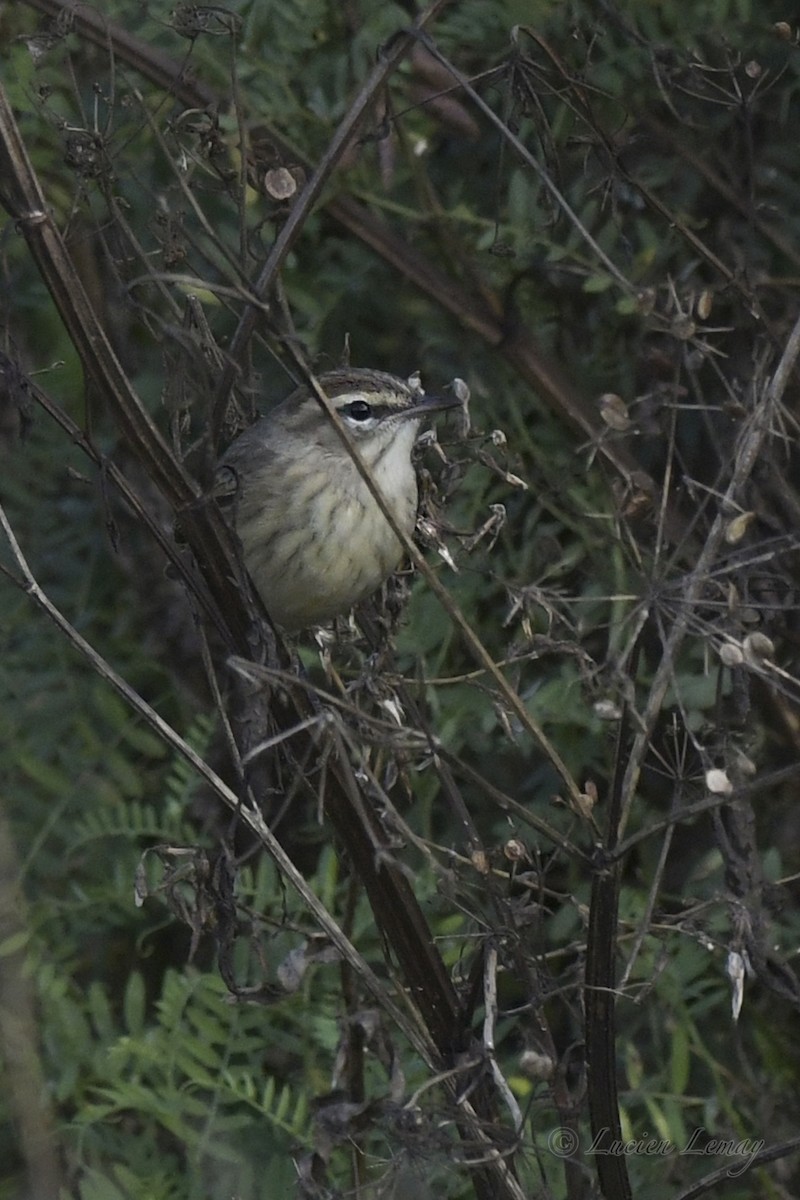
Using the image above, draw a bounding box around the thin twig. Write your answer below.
[19,0,658,498]
[209,0,455,440]
[618,312,800,837]
[482,946,524,1132]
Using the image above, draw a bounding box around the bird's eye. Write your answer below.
[343,400,373,421]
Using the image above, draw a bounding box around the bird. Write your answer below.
[215,368,460,630]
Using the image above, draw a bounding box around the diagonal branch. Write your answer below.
[0,81,253,650]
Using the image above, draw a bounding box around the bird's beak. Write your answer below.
[403,391,465,419]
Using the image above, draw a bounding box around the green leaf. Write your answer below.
[670,1020,691,1096]
[123,972,146,1038]
[0,929,31,958]
[583,272,615,293]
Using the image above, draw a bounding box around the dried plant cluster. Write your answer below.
[1,3,800,1200]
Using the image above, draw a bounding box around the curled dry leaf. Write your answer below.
[599,392,631,431]
[705,768,733,796]
[450,376,471,437]
[724,510,756,544]
[696,289,713,319]
[471,849,490,875]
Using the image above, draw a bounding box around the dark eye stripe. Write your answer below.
[342,400,373,421]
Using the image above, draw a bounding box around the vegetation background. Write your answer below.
[1,1,799,1198]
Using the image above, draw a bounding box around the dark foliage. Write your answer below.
[1,3,800,1199]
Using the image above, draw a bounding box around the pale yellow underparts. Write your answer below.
[217,373,428,630]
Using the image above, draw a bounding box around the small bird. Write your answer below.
[216,368,460,630]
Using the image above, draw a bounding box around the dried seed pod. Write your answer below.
[719,642,744,667]
[742,632,775,665]
[503,838,528,863]
[519,1049,555,1080]
[264,167,297,200]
